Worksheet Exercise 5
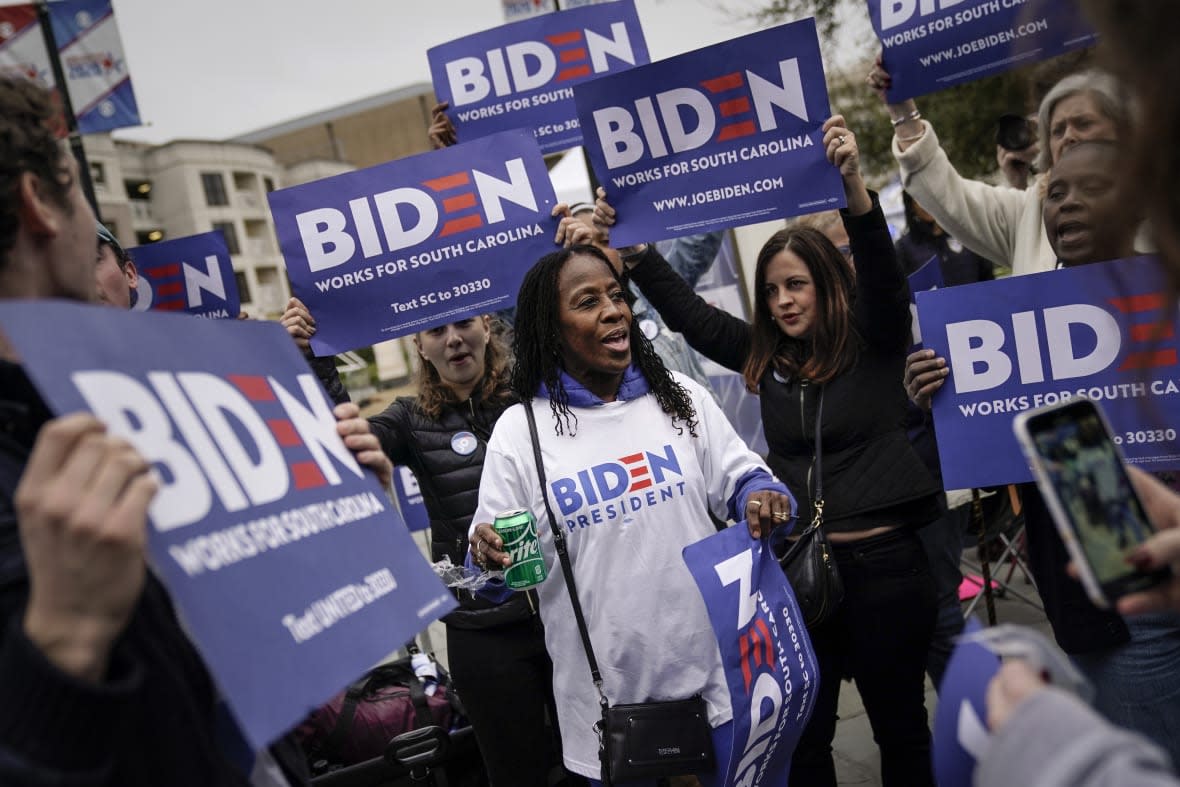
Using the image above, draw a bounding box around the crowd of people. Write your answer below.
[4,1,1180,786]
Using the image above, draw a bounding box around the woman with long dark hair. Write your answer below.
[467,244,793,785]
[595,115,943,786]
[283,299,567,787]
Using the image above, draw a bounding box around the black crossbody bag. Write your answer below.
[523,403,715,785]
[777,386,845,627]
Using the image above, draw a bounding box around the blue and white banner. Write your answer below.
[0,301,456,750]
[908,254,943,348]
[932,619,998,787]
[430,0,649,154]
[129,231,241,319]
[869,0,1097,102]
[0,2,141,134]
[682,525,818,785]
[268,129,558,355]
[917,257,1180,489]
[575,18,845,246]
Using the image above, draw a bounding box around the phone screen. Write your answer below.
[1028,402,1156,586]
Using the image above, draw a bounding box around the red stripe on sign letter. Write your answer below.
[755,618,775,669]
[439,215,483,237]
[719,97,751,117]
[1119,349,1178,370]
[560,48,587,63]
[156,263,182,278]
[546,31,582,46]
[701,73,743,93]
[268,420,302,447]
[156,281,183,297]
[557,65,591,81]
[227,375,275,401]
[443,193,477,212]
[291,461,327,490]
[1109,293,1166,312]
[716,121,756,142]
[1130,322,1174,342]
[423,172,470,192]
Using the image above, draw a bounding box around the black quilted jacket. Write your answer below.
[368,391,536,629]
[628,193,942,532]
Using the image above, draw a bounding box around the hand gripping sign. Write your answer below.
[574,17,845,246]
[916,256,1180,489]
[129,230,241,319]
[0,301,457,750]
[682,524,819,785]
[869,0,1097,102]
[268,129,557,355]
[428,0,649,154]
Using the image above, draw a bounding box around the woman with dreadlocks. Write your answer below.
[595,115,942,787]
[467,243,793,785]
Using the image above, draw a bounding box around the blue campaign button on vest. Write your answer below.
[451,431,478,456]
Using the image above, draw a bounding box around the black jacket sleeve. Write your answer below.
[845,193,913,355]
[366,398,415,469]
[626,245,753,374]
[306,355,349,406]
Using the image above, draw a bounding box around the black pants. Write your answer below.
[788,528,937,787]
[447,616,562,787]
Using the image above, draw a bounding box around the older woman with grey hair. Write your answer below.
[866,65,1126,275]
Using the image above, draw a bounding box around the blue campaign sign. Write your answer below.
[0,301,456,750]
[428,0,649,154]
[268,129,557,355]
[575,18,845,246]
[683,524,818,785]
[908,254,943,348]
[869,0,1097,101]
[129,231,241,319]
[917,256,1180,489]
[932,618,998,787]
[394,466,431,532]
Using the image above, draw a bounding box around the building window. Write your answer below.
[235,271,252,304]
[90,161,106,186]
[124,179,152,201]
[201,172,228,206]
[212,221,240,255]
[263,177,276,193]
[136,230,164,244]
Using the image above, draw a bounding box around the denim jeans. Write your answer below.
[916,503,968,690]
[586,720,734,787]
[1073,612,1180,768]
[788,528,938,787]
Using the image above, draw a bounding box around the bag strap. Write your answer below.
[812,385,825,516]
[523,402,610,715]
[778,385,825,564]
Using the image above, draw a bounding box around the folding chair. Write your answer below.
[961,486,1043,624]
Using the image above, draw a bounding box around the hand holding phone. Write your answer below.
[1013,399,1171,609]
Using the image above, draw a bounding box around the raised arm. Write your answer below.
[281,297,350,405]
[868,56,1029,267]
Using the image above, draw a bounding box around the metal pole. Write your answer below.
[37,1,97,214]
[972,489,998,626]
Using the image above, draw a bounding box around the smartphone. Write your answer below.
[1013,398,1170,608]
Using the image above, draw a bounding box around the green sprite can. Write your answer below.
[495,508,548,590]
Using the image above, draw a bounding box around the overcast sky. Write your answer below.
[4,0,874,144]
